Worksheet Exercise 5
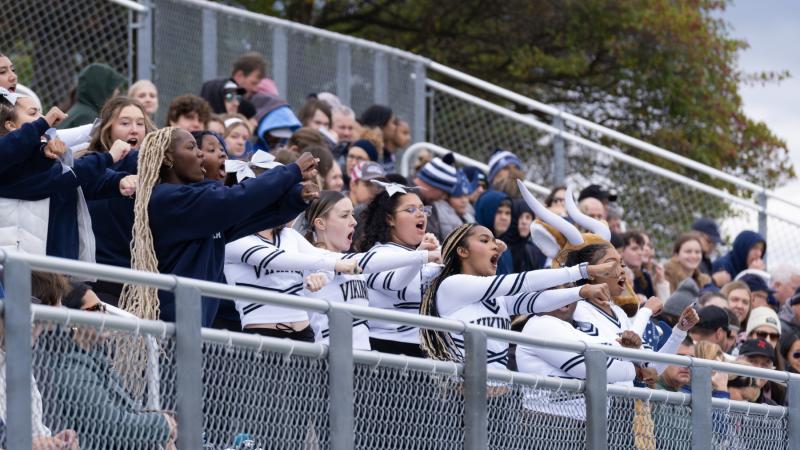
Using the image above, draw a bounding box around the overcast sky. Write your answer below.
[724,0,800,200]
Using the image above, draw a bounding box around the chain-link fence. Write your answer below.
[427,84,800,266]
[712,402,789,450]
[151,0,425,133]
[0,0,132,110]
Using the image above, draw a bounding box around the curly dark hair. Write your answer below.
[166,94,211,128]
[355,190,410,251]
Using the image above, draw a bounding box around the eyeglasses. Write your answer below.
[347,154,368,162]
[753,330,780,341]
[396,206,432,216]
[84,302,107,314]
[224,92,242,103]
[793,352,800,360]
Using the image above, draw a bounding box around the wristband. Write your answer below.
[579,262,590,280]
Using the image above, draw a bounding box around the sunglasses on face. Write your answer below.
[396,206,432,216]
[84,302,107,313]
[793,352,800,360]
[224,92,242,103]
[754,331,779,341]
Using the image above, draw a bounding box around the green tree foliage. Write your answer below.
[239,0,793,189]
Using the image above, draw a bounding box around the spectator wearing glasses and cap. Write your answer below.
[736,338,783,405]
[692,218,723,276]
[742,307,781,351]
[347,161,385,208]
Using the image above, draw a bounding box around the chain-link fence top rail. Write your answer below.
[0,0,131,110]
[426,83,800,266]
[152,0,421,128]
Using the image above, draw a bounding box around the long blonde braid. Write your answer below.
[419,223,475,362]
[118,127,177,320]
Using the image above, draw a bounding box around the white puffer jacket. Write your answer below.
[0,197,50,255]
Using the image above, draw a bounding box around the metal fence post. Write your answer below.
[336,43,352,106]
[272,27,289,98]
[3,256,32,450]
[787,377,800,449]
[584,349,608,450]
[328,308,354,450]
[412,61,427,143]
[758,190,768,265]
[463,329,487,450]
[201,8,218,82]
[175,283,202,450]
[135,0,153,81]
[690,365,712,450]
[373,52,388,105]
[552,113,566,186]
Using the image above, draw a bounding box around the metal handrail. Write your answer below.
[426,81,800,229]
[3,249,798,382]
[166,0,430,64]
[399,142,550,195]
[109,0,149,12]
[428,62,800,211]
[19,302,793,418]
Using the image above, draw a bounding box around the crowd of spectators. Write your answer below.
[1,48,798,448]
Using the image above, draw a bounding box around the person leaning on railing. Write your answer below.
[0,271,80,450]
[34,285,176,450]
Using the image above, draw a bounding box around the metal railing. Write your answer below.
[426,62,800,212]
[3,249,800,450]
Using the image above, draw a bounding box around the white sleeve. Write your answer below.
[649,328,688,374]
[503,287,583,315]
[520,324,636,382]
[655,281,671,300]
[340,249,428,274]
[367,263,421,294]
[225,238,337,272]
[436,267,585,317]
[628,307,653,336]
[56,123,94,150]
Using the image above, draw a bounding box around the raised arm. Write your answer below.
[0,117,49,175]
[225,236,338,272]
[436,266,586,317]
[504,286,584,315]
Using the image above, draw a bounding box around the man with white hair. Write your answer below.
[772,264,800,305]
[332,105,358,143]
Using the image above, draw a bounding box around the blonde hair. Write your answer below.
[86,97,155,153]
[128,79,157,98]
[118,127,178,320]
[694,341,724,362]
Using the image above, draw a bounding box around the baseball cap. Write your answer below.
[745,306,781,336]
[691,305,729,333]
[738,338,775,363]
[578,184,617,203]
[691,218,722,244]
[350,161,385,183]
[738,273,778,307]
[223,80,246,95]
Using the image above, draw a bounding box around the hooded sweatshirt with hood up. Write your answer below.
[712,230,766,281]
[59,64,126,129]
[474,190,514,275]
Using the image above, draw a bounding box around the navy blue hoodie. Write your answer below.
[148,163,307,326]
[474,190,514,275]
[88,151,139,268]
[712,230,765,280]
[0,118,127,259]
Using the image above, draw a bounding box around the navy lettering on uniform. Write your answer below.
[472,316,511,330]
[340,279,368,303]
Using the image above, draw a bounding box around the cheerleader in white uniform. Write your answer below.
[300,190,440,350]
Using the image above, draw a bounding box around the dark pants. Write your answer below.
[369,337,425,357]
